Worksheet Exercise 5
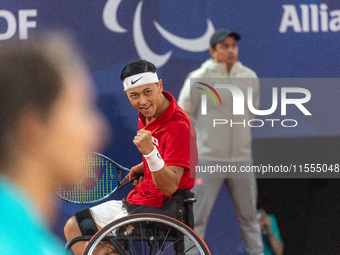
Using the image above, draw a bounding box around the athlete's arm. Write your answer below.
[151,165,184,196]
[133,129,184,196]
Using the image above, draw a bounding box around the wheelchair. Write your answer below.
[66,189,211,255]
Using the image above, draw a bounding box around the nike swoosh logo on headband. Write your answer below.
[131,76,143,85]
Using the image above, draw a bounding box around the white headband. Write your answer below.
[123,72,159,91]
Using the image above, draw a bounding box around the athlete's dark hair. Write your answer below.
[0,32,85,165]
[120,59,157,81]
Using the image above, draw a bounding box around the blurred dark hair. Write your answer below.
[120,59,156,81]
[0,31,86,163]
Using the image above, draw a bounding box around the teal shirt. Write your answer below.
[0,175,65,254]
[262,214,283,255]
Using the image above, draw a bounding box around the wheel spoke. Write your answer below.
[184,244,196,254]
[109,236,128,254]
[157,227,172,254]
[99,241,115,251]
[124,225,138,255]
[157,236,181,254]
[139,222,145,255]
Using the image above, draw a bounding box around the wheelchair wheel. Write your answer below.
[82,213,210,255]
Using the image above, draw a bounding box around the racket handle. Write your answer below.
[132,173,144,178]
[117,173,144,191]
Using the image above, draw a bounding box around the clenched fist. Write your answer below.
[133,129,154,155]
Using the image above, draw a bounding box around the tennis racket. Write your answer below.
[55,152,142,204]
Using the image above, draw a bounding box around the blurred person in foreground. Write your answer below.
[178,28,262,254]
[0,32,108,254]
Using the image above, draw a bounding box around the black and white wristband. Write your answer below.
[143,146,165,172]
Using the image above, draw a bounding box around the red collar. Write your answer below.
[138,91,176,134]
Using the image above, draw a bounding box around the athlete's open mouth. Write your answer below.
[141,105,151,110]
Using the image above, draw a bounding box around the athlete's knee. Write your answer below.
[64,216,89,255]
[64,216,81,240]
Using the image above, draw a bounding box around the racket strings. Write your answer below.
[57,154,119,203]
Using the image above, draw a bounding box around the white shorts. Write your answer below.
[90,200,129,228]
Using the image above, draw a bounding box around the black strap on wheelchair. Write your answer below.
[75,207,98,236]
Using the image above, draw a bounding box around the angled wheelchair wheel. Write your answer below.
[82,213,210,255]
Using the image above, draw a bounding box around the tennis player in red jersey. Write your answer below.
[64,59,197,255]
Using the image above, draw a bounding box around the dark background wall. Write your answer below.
[254,136,340,254]
[1,1,340,254]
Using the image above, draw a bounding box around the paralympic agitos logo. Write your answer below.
[196,82,312,128]
[103,0,215,68]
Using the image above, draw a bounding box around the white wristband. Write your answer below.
[143,146,165,172]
